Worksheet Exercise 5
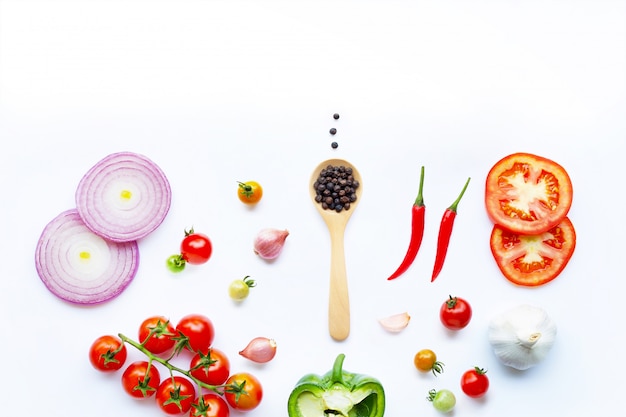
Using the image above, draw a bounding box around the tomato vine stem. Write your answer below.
[118,333,229,395]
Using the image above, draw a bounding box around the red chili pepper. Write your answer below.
[431,177,471,282]
[387,166,426,281]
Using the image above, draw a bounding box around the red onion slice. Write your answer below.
[75,151,171,242]
[35,209,139,305]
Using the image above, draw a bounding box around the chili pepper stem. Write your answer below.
[448,177,471,212]
[414,166,425,207]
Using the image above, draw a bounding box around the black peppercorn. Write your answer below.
[331,141,338,149]
[333,113,340,120]
[329,128,337,135]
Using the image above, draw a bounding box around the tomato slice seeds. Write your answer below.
[490,217,576,287]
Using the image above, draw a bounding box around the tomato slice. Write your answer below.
[490,217,576,287]
[485,153,573,234]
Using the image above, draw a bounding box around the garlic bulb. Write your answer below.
[488,304,557,370]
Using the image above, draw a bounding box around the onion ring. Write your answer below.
[35,209,139,305]
[75,151,171,242]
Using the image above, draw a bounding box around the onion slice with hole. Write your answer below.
[35,209,139,305]
[75,151,171,242]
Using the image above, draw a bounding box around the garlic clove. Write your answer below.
[378,312,411,333]
[488,304,557,370]
[239,336,277,363]
[253,228,289,260]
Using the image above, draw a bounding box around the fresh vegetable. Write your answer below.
[239,337,277,363]
[439,296,472,330]
[253,228,289,260]
[121,361,161,399]
[176,314,216,354]
[378,312,411,333]
[427,389,456,413]
[228,275,256,301]
[156,376,196,415]
[224,372,264,412]
[431,177,471,282]
[414,349,444,376]
[387,166,426,281]
[237,181,263,205]
[75,151,171,242]
[138,316,176,355]
[89,335,127,371]
[488,304,557,370]
[181,228,213,265]
[92,315,264,412]
[287,353,385,417]
[485,152,573,235]
[35,209,139,305]
[167,228,213,273]
[490,217,576,287]
[189,348,231,386]
[460,367,489,398]
[190,394,230,417]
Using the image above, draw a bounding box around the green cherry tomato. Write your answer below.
[166,254,186,273]
[427,389,456,413]
[228,276,256,301]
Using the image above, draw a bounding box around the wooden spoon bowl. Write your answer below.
[309,158,363,341]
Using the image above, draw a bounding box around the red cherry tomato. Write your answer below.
[89,335,127,372]
[138,316,176,354]
[176,314,215,354]
[156,376,196,415]
[181,229,213,265]
[485,152,573,235]
[189,348,231,386]
[121,361,161,399]
[224,372,263,412]
[490,217,576,287]
[460,367,489,398]
[189,394,230,417]
[439,296,472,330]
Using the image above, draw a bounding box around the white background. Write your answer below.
[1,0,625,416]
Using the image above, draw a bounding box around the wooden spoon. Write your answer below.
[309,158,363,341]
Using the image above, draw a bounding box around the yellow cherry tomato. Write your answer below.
[237,181,263,205]
[414,349,445,376]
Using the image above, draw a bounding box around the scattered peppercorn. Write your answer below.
[313,164,359,212]
[331,142,338,149]
[330,128,337,135]
[333,113,340,120]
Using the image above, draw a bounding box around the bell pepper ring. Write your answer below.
[287,353,385,417]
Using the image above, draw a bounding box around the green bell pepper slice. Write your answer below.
[287,353,385,417]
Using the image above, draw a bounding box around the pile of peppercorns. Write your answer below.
[313,164,360,212]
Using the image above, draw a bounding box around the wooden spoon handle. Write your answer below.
[328,228,350,341]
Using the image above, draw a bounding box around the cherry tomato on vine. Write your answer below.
[490,217,576,287]
[121,361,161,399]
[427,389,456,413]
[224,372,263,411]
[414,349,444,376]
[176,314,215,354]
[156,376,196,415]
[181,229,213,265]
[460,367,489,398]
[89,335,127,372]
[138,315,176,354]
[237,181,263,205]
[485,152,573,235]
[189,348,231,386]
[189,394,230,417]
[439,296,472,330]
